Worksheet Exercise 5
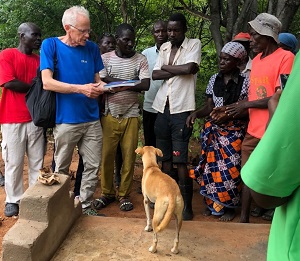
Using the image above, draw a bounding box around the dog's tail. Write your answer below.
[155,196,176,232]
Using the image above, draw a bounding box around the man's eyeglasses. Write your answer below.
[69,24,92,35]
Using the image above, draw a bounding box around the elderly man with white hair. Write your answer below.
[40,6,107,216]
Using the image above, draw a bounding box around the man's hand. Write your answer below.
[190,64,199,74]
[80,83,104,98]
[268,89,282,117]
[105,86,131,93]
[186,111,198,128]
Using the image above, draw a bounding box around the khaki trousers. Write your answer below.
[53,121,102,208]
[101,114,138,199]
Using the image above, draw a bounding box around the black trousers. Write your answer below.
[142,109,157,147]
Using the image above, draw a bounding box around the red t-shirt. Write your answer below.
[0,48,39,123]
[248,48,294,139]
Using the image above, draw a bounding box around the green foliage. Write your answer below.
[191,118,204,140]
[0,0,210,50]
[0,0,78,48]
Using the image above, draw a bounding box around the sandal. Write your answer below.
[250,207,264,217]
[93,196,115,210]
[262,209,275,221]
[119,198,133,211]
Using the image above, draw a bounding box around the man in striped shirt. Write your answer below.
[95,23,150,212]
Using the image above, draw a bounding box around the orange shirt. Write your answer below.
[248,48,294,139]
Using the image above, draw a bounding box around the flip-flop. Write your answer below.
[93,196,115,210]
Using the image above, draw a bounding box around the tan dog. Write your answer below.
[135,146,184,254]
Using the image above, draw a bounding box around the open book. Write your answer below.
[104,80,141,88]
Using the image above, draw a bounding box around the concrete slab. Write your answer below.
[52,217,270,261]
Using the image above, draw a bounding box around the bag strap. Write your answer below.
[52,37,58,79]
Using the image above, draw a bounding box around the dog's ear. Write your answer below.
[155,148,163,157]
[135,147,144,155]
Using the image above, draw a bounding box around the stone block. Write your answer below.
[2,174,82,261]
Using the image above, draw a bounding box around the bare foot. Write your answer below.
[240,208,250,223]
[219,209,235,222]
[240,214,250,223]
[202,208,211,216]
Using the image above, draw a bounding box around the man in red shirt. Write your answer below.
[0,22,44,217]
[226,13,295,223]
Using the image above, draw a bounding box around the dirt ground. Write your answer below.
[0,139,271,256]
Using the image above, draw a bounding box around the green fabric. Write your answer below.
[241,52,300,261]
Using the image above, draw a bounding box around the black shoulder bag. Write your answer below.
[26,38,57,128]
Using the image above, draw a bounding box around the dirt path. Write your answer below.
[0,142,271,256]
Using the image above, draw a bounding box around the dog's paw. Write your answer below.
[171,247,179,254]
[149,245,157,253]
[144,225,153,232]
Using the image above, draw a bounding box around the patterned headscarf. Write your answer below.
[221,42,247,60]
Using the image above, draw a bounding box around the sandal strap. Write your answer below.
[93,196,115,210]
[120,202,132,206]
[94,198,106,206]
[119,199,133,211]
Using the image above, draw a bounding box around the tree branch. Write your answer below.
[178,0,211,21]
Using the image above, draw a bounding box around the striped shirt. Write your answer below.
[100,51,150,118]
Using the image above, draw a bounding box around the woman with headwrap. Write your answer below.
[186,42,249,221]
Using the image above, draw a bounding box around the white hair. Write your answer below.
[62,6,90,26]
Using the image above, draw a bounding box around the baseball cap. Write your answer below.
[232,32,250,42]
[248,13,281,43]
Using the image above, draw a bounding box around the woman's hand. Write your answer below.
[224,100,248,118]
[210,108,230,124]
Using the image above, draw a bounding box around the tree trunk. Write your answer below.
[120,0,128,23]
[275,0,300,32]
[225,0,239,42]
[209,0,223,55]
[178,0,300,57]
[233,0,257,36]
